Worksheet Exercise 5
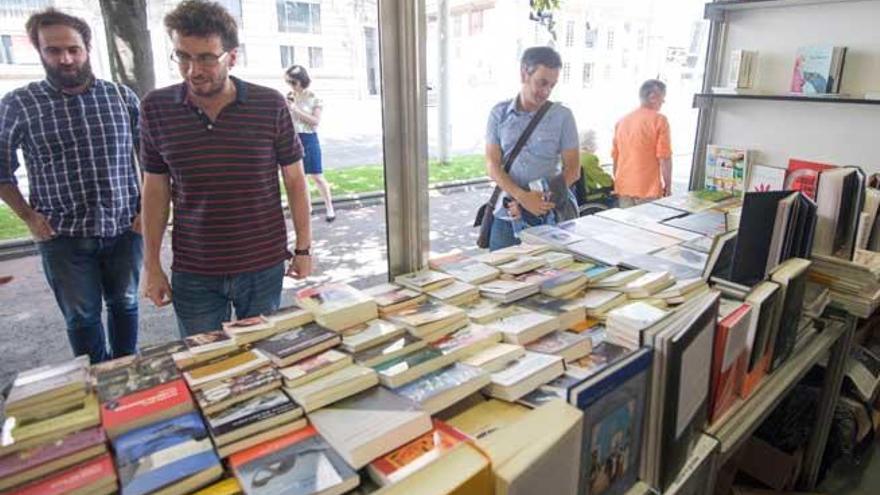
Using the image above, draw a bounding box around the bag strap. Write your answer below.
[487,99,553,209]
[111,82,142,195]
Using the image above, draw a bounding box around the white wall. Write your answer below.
[708,0,880,173]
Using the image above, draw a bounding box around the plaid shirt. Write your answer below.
[0,78,141,237]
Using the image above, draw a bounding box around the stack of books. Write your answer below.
[429,252,500,284]
[364,282,427,317]
[295,282,379,331]
[809,250,880,317]
[385,299,468,341]
[484,307,560,345]
[606,302,670,349]
[478,279,540,303]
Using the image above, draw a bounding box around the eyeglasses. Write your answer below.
[171,51,229,67]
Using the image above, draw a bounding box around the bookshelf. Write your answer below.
[704,0,864,17]
[693,92,880,107]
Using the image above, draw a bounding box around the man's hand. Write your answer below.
[506,200,522,220]
[287,255,312,279]
[517,190,555,216]
[24,211,55,241]
[131,213,143,234]
[143,267,172,307]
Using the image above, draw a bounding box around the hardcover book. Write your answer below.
[784,158,835,200]
[229,425,359,495]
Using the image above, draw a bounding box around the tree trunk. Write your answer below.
[98,0,154,97]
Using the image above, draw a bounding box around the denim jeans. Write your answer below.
[488,208,549,251]
[171,262,284,337]
[38,231,143,363]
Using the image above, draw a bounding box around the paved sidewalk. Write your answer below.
[0,185,487,375]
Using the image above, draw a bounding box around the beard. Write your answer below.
[43,58,93,90]
[187,68,228,98]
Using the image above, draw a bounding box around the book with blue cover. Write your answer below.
[790,45,847,94]
[113,412,222,495]
[568,348,652,495]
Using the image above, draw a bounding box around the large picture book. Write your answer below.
[705,145,749,196]
[784,158,836,200]
[790,45,847,94]
[568,347,652,495]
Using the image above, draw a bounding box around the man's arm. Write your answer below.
[660,158,673,196]
[485,143,552,216]
[561,148,580,187]
[141,172,172,306]
[0,184,54,240]
[657,115,673,197]
[281,160,312,279]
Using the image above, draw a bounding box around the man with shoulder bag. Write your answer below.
[476,46,580,251]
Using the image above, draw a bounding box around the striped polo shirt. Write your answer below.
[140,76,303,275]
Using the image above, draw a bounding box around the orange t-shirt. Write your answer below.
[611,107,672,199]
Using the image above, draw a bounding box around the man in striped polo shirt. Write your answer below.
[0,9,142,363]
[141,0,313,336]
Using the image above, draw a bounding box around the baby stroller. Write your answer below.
[574,158,617,216]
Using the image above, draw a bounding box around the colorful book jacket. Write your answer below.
[206,389,299,438]
[101,378,193,434]
[784,159,835,200]
[368,420,468,485]
[709,304,752,423]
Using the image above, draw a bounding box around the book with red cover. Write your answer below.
[101,378,194,438]
[710,303,752,423]
[784,159,836,200]
[6,453,116,495]
[0,426,106,489]
[367,419,468,486]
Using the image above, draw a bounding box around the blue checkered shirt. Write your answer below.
[0,79,141,237]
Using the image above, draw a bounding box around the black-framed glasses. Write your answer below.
[170,51,229,67]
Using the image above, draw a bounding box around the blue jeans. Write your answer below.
[171,262,284,337]
[488,208,548,251]
[38,231,143,363]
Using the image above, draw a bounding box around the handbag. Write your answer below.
[474,99,553,248]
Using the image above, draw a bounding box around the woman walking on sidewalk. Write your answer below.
[285,65,335,222]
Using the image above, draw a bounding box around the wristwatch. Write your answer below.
[294,247,311,256]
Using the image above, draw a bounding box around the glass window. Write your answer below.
[308,46,323,69]
[565,21,575,47]
[0,35,12,65]
[0,0,52,18]
[582,62,593,88]
[216,0,243,29]
[562,62,571,83]
[607,29,615,50]
[280,44,295,68]
[277,0,321,33]
[585,25,596,48]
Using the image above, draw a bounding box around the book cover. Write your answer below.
[526,330,590,356]
[705,145,749,196]
[351,334,425,367]
[113,412,221,495]
[8,453,116,495]
[429,253,500,284]
[392,363,491,414]
[295,283,373,314]
[747,164,787,192]
[429,324,501,358]
[373,347,446,377]
[278,349,351,384]
[339,319,404,352]
[394,270,454,290]
[263,304,314,330]
[790,45,839,94]
[101,378,193,436]
[193,367,282,413]
[363,283,424,308]
[184,331,235,354]
[663,210,728,237]
[184,350,270,389]
[367,420,468,486]
[252,323,339,362]
[206,389,300,438]
[386,299,464,328]
[490,352,563,388]
[569,348,652,495]
[94,353,180,404]
[785,158,836,200]
[229,425,358,495]
[710,303,752,423]
[5,356,89,408]
[0,426,105,481]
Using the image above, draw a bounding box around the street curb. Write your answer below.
[0,177,494,260]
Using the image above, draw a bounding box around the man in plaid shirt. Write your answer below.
[0,9,142,363]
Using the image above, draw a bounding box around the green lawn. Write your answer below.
[0,154,487,241]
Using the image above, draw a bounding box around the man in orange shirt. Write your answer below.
[611,79,672,207]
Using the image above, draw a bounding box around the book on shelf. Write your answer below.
[662,434,719,495]
[394,270,455,292]
[392,362,491,415]
[486,306,559,345]
[474,400,583,495]
[525,330,592,363]
[747,164,787,193]
[3,453,117,495]
[385,299,468,341]
[308,386,432,469]
[568,347,652,495]
[228,425,359,495]
[205,389,304,457]
[729,190,816,286]
[428,252,500,285]
[446,398,531,440]
[112,412,222,495]
[362,282,427,316]
[101,378,194,439]
[784,158,836,200]
[183,350,271,390]
[338,318,404,353]
[366,419,469,486]
[0,393,100,457]
[515,292,586,329]
[768,258,811,371]
[484,351,565,402]
[727,49,757,89]
[858,186,880,250]
[194,366,283,415]
[283,364,378,413]
[813,166,865,260]
[278,349,352,388]
[429,323,502,361]
[462,343,526,373]
[738,281,783,398]
[709,301,752,423]
[478,278,540,304]
[640,291,719,491]
[294,283,379,331]
[0,426,107,492]
[251,323,341,367]
[705,145,750,196]
[790,45,847,94]
[703,230,739,282]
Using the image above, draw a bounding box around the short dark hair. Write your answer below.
[639,79,666,102]
[285,65,311,89]
[26,8,91,51]
[164,0,239,51]
[520,46,562,75]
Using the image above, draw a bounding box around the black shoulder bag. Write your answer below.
[474,100,552,249]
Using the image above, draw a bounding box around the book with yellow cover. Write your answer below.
[0,394,100,456]
[184,350,270,390]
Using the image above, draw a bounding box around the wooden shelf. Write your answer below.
[705,321,845,463]
[704,0,863,18]
[692,92,880,108]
